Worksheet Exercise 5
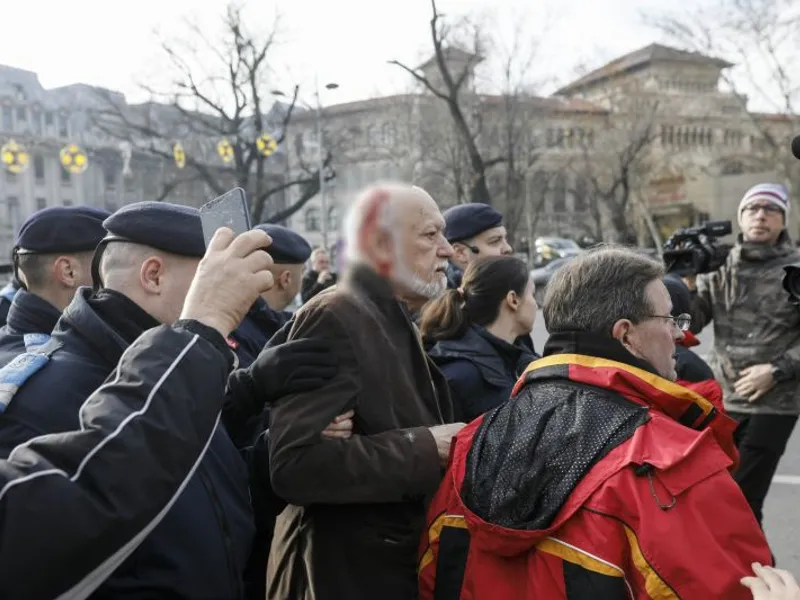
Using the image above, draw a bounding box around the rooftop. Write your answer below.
[556,43,733,96]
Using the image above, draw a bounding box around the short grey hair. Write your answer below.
[543,246,665,334]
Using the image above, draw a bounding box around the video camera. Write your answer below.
[663,220,733,276]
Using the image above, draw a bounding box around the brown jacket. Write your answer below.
[267,265,453,600]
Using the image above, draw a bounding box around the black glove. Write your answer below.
[250,337,338,398]
[222,338,337,448]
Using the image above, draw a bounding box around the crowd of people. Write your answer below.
[0,179,797,600]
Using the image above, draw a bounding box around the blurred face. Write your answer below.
[509,279,537,335]
[613,280,683,381]
[392,194,453,302]
[739,202,784,244]
[313,251,330,272]
[452,226,513,270]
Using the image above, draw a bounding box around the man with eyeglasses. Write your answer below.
[685,182,800,529]
[419,246,770,600]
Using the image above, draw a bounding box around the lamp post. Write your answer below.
[273,79,339,250]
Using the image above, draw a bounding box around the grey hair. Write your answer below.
[543,246,665,334]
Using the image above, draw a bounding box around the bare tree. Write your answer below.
[389,0,504,206]
[648,0,799,189]
[93,4,333,222]
[571,102,662,244]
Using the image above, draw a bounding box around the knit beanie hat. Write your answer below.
[738,183,790,218]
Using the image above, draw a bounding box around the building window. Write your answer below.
[16,106,27,122]
[62,198,73,206]
[305,206,321,232]
[6,196,21,235]
[552,172,567,212]
[327,205,339,231]
[58,115,69,138]
[574,176,588,212]
[32,110,42,135]
[35,197,47,210]
[2,107,12,131]
[382,122,398,147]
[44,112,53,127]
[60,166,71,185]
[34,155,45,182]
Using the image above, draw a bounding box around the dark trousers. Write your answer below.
[731,412,798,526]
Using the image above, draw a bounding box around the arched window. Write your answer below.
[305,206,321,232]
[327,205,339,232]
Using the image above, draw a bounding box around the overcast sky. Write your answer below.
[0,0,769,109]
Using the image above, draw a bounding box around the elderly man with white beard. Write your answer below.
[266,183,465,600]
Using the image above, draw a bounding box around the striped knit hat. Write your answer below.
[738,183,790,217]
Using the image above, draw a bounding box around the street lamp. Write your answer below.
[273,79,339,250]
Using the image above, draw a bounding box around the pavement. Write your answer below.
[531,318,799,574]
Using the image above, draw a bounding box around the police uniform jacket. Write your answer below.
[230,297,292,367]
[0,289,62,367]
[427,324,538,422]
[0,287,254,599]
[0,321,238,600]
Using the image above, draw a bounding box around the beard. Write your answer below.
[392,238,448,300]
[394,262,447,300]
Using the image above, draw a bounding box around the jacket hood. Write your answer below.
[6,289,61,335]
[58,287,158,367]
[442,331,738,557]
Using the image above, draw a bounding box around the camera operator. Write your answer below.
[685,183,800,528]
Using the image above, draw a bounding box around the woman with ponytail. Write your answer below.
[420,255,538,422]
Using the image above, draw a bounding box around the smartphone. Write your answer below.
[199,187,252,247]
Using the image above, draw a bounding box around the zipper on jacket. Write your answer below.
[197,465,243,599]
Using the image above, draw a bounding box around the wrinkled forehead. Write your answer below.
[401,193,444,233]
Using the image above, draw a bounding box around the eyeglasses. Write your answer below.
[743,204,782,215]
[648,313,692,332]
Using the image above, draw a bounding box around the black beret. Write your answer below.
[14,206,110,255]
[255,224,312,264]
[443,203,504,243]
[663,275,691,317]
[101,201,205,258]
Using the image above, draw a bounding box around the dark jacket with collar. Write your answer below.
[0,280,18,328]
[0,289,63,367]
[267,264,454,600]
[428,324,538,422]
[0,287,254,599]
[230,297,292,367]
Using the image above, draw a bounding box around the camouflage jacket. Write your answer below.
[693,232,800,415]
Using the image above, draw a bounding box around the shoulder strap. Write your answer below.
[0,337,63,412]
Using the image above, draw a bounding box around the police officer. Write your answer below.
[0,226,276,600]
[443,203,513,289]
[230,224,312,366]
[0,202,254,598]
[0,206,108,364]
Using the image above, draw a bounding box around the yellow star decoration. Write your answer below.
[217,139,234,163]
[59,144,89,174]
[256,133,278,157]
[173,142,186,169]
[1,139,30,174]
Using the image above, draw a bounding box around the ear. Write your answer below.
[278,269,292,291]
[610,318,634,346]
[53,256,79,289]
[139,256,166,295]
[505,289,520,311]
